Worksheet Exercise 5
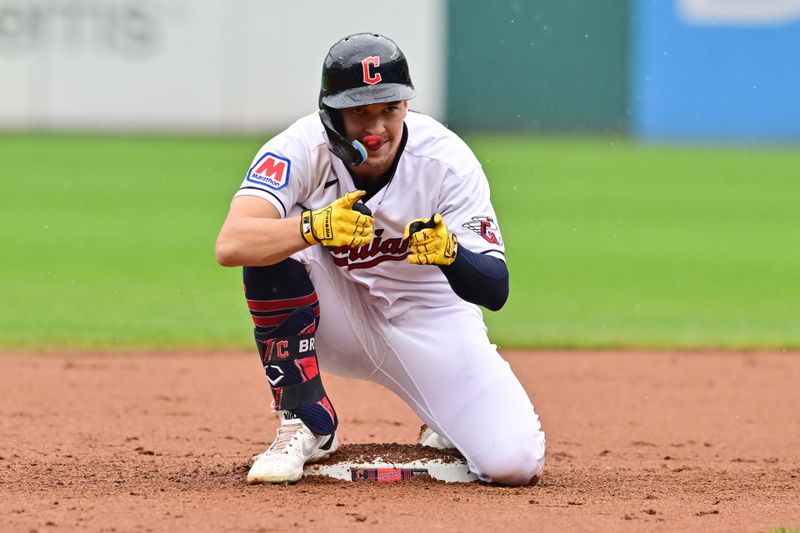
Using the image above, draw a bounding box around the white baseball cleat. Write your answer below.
[247,418,339,484]
[417,424,456,450]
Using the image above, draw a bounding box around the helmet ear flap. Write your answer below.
[318,108,366,168]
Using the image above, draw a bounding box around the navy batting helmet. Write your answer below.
[320,33,415,109]
[318,33,415,167]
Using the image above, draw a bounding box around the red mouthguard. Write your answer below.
[364,136,383,150]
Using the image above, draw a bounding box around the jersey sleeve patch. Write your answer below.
[462,216,503,246]
[245,152,291,191]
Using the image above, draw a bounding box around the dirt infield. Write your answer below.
[2,350,799,532]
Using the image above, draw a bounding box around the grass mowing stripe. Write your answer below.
[1,134,798,349]
[0,135,257,349]
[473,136,800,348]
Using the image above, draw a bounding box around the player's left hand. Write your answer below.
[403,213,458,266]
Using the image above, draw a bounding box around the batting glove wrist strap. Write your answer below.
[299,190,374,248]
[300,209,321,245]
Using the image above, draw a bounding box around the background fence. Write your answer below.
[0,0,446,131]
[2,0,798,141]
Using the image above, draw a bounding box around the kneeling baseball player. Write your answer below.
[215,33,545,485]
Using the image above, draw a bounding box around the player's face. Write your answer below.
[341,101,409,180]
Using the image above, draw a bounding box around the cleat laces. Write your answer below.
[267,423,304,454]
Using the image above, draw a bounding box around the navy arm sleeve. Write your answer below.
[439,245,509,311]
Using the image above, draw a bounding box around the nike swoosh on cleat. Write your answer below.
[319,434,335,451]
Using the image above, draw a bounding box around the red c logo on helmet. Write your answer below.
[362,56,382,85]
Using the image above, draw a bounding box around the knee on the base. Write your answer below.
[472,432,546,486]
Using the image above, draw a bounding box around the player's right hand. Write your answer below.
[300,190,374,248]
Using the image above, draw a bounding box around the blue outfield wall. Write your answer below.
[631,0,800,142]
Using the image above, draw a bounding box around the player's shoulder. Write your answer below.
[403,111,481,176]
[250,112,330,171]
[258,112,327,155]
[243,112,331,193]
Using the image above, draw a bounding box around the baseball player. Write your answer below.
[216,33,545,485]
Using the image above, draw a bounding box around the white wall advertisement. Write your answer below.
[0,0,445,132]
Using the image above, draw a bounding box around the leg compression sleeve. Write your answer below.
[244,261,337,435]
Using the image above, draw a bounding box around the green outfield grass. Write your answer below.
[1,134,798,350]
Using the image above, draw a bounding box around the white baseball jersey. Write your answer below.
[232,110,545,484]
[234,111,506,319]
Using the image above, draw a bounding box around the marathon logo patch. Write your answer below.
[246,152,291,190]
[462,216,503,245]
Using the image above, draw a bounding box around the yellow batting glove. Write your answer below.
[300,190,374,248]
[403,213,458,266]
